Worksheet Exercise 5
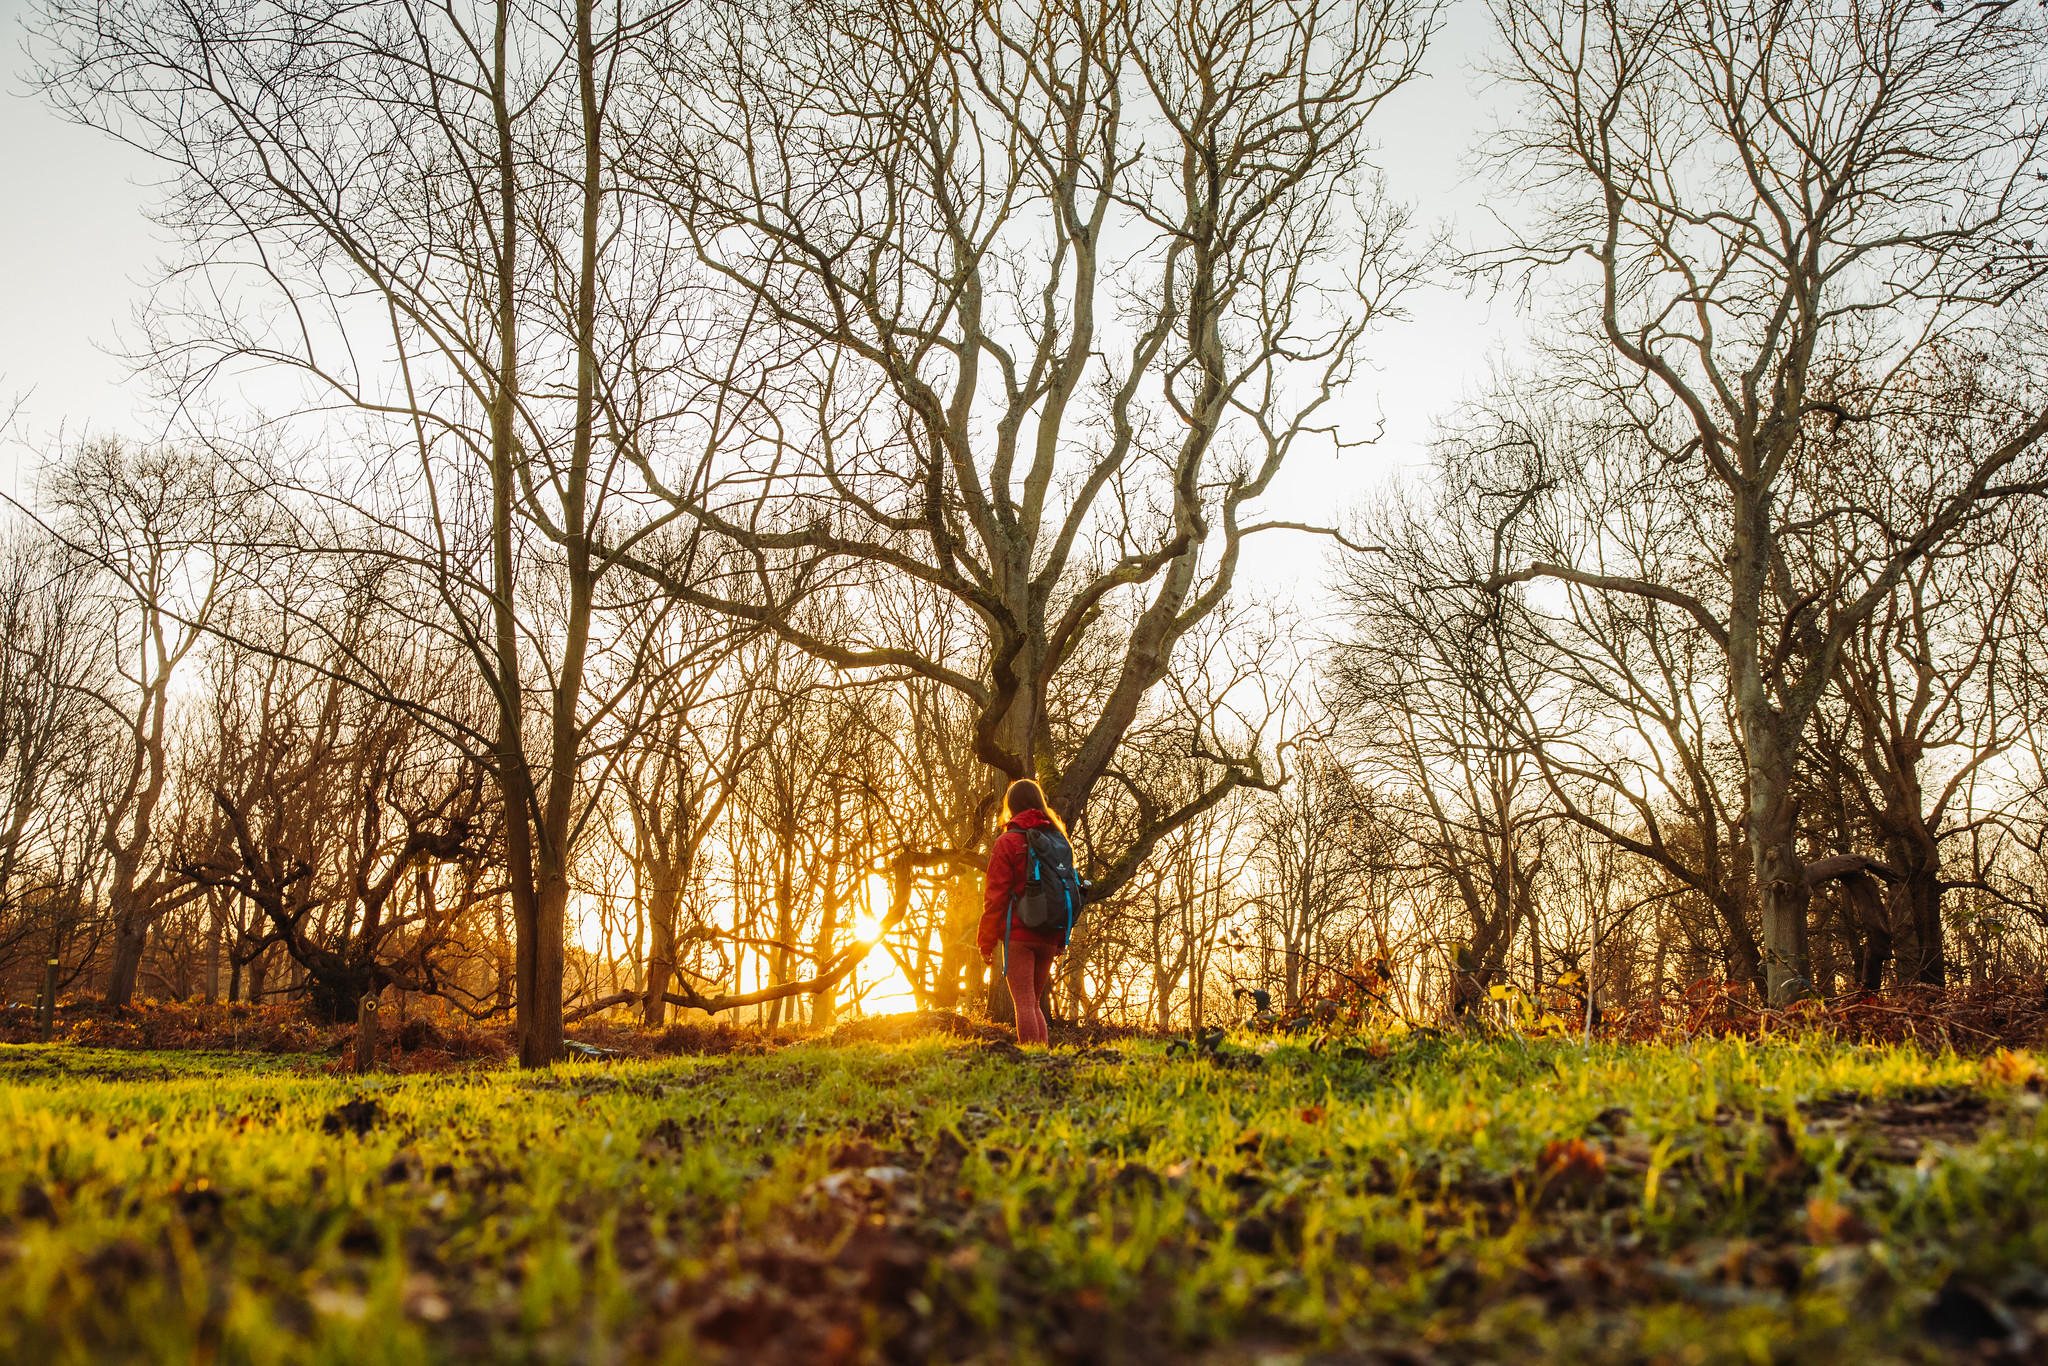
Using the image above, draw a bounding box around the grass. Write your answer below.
[0,1029,2042,1364]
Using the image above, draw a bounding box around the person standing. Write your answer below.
[979,779,1080,1046]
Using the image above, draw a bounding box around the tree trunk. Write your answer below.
[812,890,840,1027]
[933,945,972,1010]
[932,875,979,1010]
[1651,911,1668,999]
[492,896,512,1015]
[811,813,842,1027]
[1839,871,1892,992]
[768,859,794,1027]
[523,0,603,1064]
[1889,864,1945,987]
[1718,896,1766,995]
[485,0,546,1066]
[641,880,679,1026]
[986,945,1016,1025]
[1739,682,1811,1002]
[1753,813,1813,1003]
[103,908,148,1009]
[205,907,220,1004]
[522,870,567,1063]
[508,805,542,1061]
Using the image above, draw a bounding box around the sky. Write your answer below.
[0,0,1526,580]
[1,0,166,469]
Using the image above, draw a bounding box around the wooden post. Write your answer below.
[37,959,58,1042]
[354,992,379,1073]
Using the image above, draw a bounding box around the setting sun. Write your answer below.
[845,870,916,1013]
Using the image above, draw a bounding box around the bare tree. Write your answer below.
[36,439,243,1006]
[612,0,1430,901]
[36,0,710,1061]
[1478,0,2048,1000]
[1247,751,1381,1011]
[611,605,778,1025]
[1810,448,2048,986]
[0,526,106,993]
[179,621,485,1021]
[1393,396,1767,991]
[1334,484,1565,1011]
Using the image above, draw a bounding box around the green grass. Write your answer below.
[0,1032,2042,1364]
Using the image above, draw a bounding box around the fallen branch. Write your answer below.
[562,991,640,1025]
[557,848,934,1024]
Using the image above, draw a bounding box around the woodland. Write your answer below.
[2,0,2048,1056]
[9,2,2048,1363]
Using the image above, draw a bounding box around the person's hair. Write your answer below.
[1000,778,1067,835]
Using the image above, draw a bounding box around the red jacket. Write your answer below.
[978,809,1069,957]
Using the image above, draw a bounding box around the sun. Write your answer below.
[845,872,917,1015]
[567,866,922,1018]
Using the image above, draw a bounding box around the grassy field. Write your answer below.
[0,1026,2043,1365]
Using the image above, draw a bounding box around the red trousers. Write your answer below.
[1002,941,1054,1045]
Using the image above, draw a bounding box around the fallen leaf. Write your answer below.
[1980,1048,2044,1090]
[1803,1196,1876,1245]
[1538,1138,1608,1199]
[821,1322,861,1364]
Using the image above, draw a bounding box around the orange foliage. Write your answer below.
[1596,977,2048,1055]
[1537,1137,1608,1198]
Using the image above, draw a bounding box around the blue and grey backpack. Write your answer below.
[1006,822,1085,945]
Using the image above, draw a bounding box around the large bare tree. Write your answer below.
[1478,0,2048,1000]
[35,0,697,1060]
[612,0,1431,897]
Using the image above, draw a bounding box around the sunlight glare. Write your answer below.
[847,870,916,1014]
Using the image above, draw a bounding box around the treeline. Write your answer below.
[5,0,2048,1053]
[0,465,1318,1035]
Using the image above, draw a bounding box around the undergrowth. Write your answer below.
[0,1031,2044,1364]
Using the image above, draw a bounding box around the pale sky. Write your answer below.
[0,0,1526,585]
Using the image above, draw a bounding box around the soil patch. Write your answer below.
[1800,1086,1997,1163]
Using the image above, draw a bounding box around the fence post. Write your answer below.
[354,992,380,1073]
[37,959,58,1042]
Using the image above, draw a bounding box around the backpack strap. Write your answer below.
[1003,825,1036,939]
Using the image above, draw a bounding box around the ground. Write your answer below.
[1,1025,2045,1364]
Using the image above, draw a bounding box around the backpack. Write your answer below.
[1006,823,1084,943]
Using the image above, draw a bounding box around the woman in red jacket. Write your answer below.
[979,779,1071,1046]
